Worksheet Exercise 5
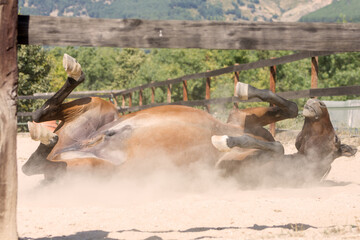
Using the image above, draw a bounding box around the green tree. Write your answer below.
[318,52,360,101]
[18,45,52,111]
[17,45,53,131]
[112,48,147,90]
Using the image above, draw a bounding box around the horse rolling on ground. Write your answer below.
[22,54,357,187]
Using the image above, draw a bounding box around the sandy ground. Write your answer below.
[16,132,360,240]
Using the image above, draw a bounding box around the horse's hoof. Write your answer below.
[235,82,249,100]
[63,53,82,81]
[211,135,231,152]
[28,121,39,141]
[28,121,58,146]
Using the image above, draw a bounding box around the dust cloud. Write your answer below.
[18,159,239,209]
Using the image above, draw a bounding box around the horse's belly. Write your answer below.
[119,122,220,167]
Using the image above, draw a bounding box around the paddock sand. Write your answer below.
[17,132,360,240]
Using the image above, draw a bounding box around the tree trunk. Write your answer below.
[0,0,18,239]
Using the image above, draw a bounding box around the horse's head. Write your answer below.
[297,99,357,161]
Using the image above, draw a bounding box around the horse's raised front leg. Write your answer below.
[236,82,298,118]
[228,82,298,129]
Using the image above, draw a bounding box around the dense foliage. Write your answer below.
[18,45,51,111]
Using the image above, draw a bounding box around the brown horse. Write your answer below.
[22,55,356,186]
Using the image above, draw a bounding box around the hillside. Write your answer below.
[299,0,360,23]
[19,0,333,22]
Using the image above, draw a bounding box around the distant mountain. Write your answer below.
[19,0,333,22]
[299,0,360,23]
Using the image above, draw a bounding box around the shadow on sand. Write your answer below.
[20,223,316,240]
[20,230,114,240]
[321,180,359,187]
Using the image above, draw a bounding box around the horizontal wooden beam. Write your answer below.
[18,15,360,52]
[309,85,360,97]
[17,112,33,117]
[17,89,124,100]
[275,85,360,99]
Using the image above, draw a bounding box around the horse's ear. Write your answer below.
[339,144,357,157]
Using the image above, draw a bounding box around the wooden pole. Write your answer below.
[128,93,132,107]
[167,84,172,103]
[233,65,239,109]
[121,95,126,108]
[205,76,211,112]
[311,56,319,90]
[269,65,276,137]
[110,94,118,107]
[151,87,155,103]
[182,80,188,101]
[0,0,19,239]
[139,89,143,106]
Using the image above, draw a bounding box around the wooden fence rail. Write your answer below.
[18,15,360,52]
[18,90,124,100]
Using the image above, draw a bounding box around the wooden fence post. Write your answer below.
[269,65,276,137]
[128,93,132,107]
[110,94,118,107]
[167,84,172,103]
[233,65,239,108]
[121,95,126,108]
[311,57,319,98]
[151,87,155,103]
[0,0,19,239]
[139,89,143,106]
[205,76,211,112]
[182,80,188,101]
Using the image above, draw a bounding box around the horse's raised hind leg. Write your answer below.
[33,54,85,123]
[236,82,298,117]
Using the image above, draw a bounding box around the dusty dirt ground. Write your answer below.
[17,132,360,240]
